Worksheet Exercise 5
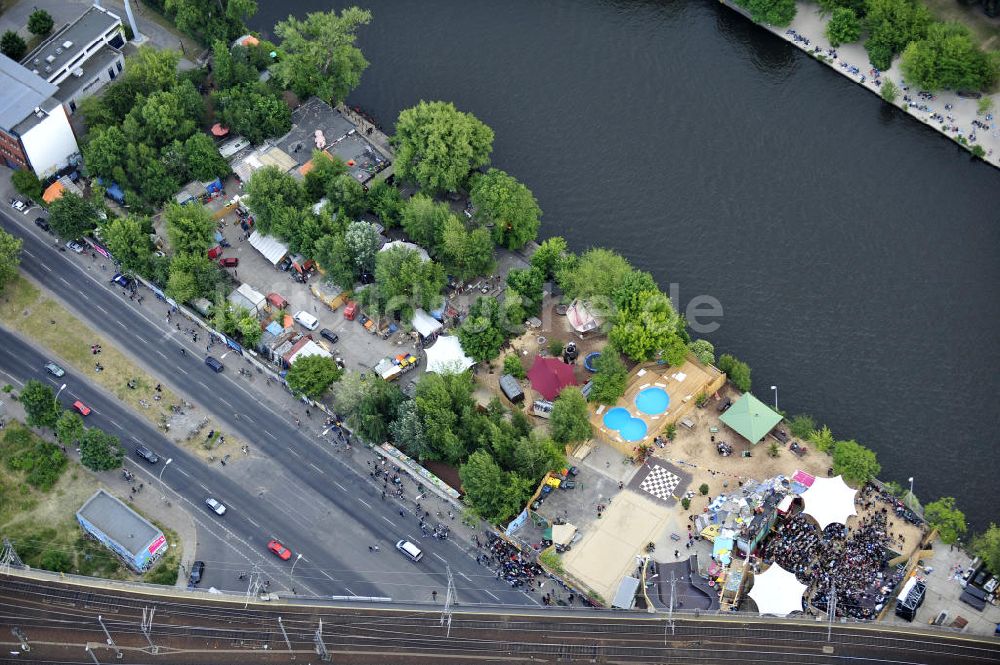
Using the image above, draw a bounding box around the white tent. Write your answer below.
[425,336,474,374]
[411,308,443,338]
[801,475,858,530]
[748,564,807,617]
[287,340,331,365]
[248,231,289,266]
[380,240,430,262]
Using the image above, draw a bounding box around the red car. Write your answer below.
[219,257,239,267]
[73,400,92,416]
[267,539,292,560]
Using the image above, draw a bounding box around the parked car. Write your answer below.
[717,397,733,412]
[219,257,239,267]
[267,292,289,310]
[110,273,133,289]
[135,445,160,464]
[72,400,92,416]
[44,362,65,378]
[267,539,292,560]
[343,301,358,320]
[9,198,27,213]
[294,311,319,330]
[204,497,227,516]
[320,328,339,344]
[65,240,84,254]
[34,217,50,232]
[188,560,205,586]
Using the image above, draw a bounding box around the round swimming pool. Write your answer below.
[603,407,648,441]
[635,387,669,415]
[603,407,629,429]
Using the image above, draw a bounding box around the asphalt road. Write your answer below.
[0,208,532,607]
[3,574,998,665]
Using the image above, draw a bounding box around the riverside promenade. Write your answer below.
[723,1,1000,170]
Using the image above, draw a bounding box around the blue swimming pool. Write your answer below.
[603,407,648,442]
[635,387,669,415]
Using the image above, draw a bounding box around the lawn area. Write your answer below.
[922,0,1000,50]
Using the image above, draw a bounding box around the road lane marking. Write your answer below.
[58,277,71,287]
[381,516,396,526]
[265,430,277,439]
[107,419,122,430]
[175,468,190,477]
[287,448,301,458]
[175,367,188,375]
[131,436,142,444]
[23,250,35,259]
[485,590,501,601]
[199,483,210,492]
[322,571,335,581]
[309,463,324,474]
[155,350,167,360]
[134,334,148,344]
[459,572,472,582]
[344,587,354,595]
[333,481,346,491]
[95,304,108,315]
[433,553,447,563]
[358,498,371,508]
[116,320,127,329]
[245,516,260,528]
[40,264,51,272]
[219,397,233,408]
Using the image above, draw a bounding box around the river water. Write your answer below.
[251,0,1000,531]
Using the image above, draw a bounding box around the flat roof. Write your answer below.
[54,43,122,103]
[76,489,161,558]
[328,131,390,184]
[0,57,58,130]
[277,97,355,161]
[22,5,121,80]
[11,96,62,135]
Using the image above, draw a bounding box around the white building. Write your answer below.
[21,4,126,116]
[0,56,79,177]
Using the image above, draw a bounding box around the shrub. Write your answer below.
[699,483,709,495]
[768,441,780,458]
[681,497,691,510]
[39,548,72,573]
[548,339,564,357]
[538,547,564,574]
[788,414,816,439]
[665,423,677,440]
[503,354,526,379]
[27,10,54,37]
[716,353,751,392]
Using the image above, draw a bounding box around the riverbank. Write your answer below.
[722,1,1000,169]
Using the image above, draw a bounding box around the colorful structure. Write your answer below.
[718,393,783,445]
[527,355,578,401]
[76,490,167,572]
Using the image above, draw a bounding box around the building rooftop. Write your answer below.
[22,5,121,82]
[53,43,122,104]
[76,489,161,558]
[0,56,58,130]
[277,97,355,161]
[11,96,63,136]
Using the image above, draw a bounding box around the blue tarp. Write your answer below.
[430,308,444,321]
[96,178,125,204]
[205,178,223,194]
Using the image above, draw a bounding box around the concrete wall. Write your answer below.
[21,107,79,177]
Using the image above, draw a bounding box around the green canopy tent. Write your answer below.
[719,393,782,445]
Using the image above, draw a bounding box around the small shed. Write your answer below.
[76,490,167,572]
[248,231,289,266]
[411,308,443,339]
[499,374,524,404]
[611,575,641,610]
[229,283,267,316]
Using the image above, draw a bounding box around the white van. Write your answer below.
[294,310,319,330]
[395,540,423,562]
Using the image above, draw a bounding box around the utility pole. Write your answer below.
[441,565,455,637]
[245,566,262,608]
[314,618,331,662]
[277,616,294,659]
[827,583,837,642]
[140,606,157,654]
[10,627,29,653]
[667,570,677,636]
[96,615,120,659]
[1,537,24,574]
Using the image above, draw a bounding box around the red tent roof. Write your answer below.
[527,355,577,401]
[211,123,230,137]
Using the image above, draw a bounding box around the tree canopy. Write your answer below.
[717,353,752,392]
[826,7,861,47]
[163,0,257,46]
[394,100,494,193]
[165,202,215,257]
[48,193,98,240]
[79,428,125,471]
[900,22,998,92]
[0,228,22,293]
[344,220,381,276]
[734,0,797,27]
[923,496,967,544]
[459,449,532,523]
[864,0,932,71]
[972,524,1000,575]
[557,247,633,303]
[550,387,593,444]
[457,296,507,363]
[214,84,292,144]
[530,236,570,280]
[440,216,495,281]
[271,7,372,104]
[27,10,54,36]
[1,31,27,61]
[286,355,343,399]
[832,439,881,485]
[470,168,542,250]
[20,381,60,429]
[102,216,153,276]
[244,166,308,234]
[400,193,452,251]
[373,245,446,319]
[588,347,629,404]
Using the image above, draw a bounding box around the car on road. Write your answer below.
[111,273,133,289]
[135,445,160,464]
[205,497,227,516]
[44,362,65,378]
[205,356,224,372]
[267,539,292,560]
[294,311,319,330]
[320,328,339,344]
[395,540,423,562]
[219,257,239,267]
[188,560,205,586]
[72,400,92,416]
[34,217,50,232]
[65,240,84,254]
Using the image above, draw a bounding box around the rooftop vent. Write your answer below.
[55,47,63,55]
[62,41,73,49]
[72,68,84,78]
[45,55,55,63]
[44,65,52,73]
[33,58,39,65]
[31,69,39,75]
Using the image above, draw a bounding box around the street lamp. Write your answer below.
[290,553,303,593]
[770,385,778,411]
[158,458,173,503]
[908,476,914,497]
[55,383,67,401]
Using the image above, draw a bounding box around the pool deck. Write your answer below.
[590,357,724,455]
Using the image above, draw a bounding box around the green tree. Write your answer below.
[457,296,506,363]
[48,192,98,240]
[716,353,752,392]
[165,203,215,256]
[374,245,446,318]
[303,151,348,201]
[900,22,997,92]
[506,267,544,318]
[123,83,202,148]
[831,439,881,485]
[440,216,495,280]
[503,354,526,379]
[557,248,634,302]
[924,497,967,544]
[183,133,231,181]
[27,9,55,36]
[326,173,367,218]
[881,78,899,103]
[400,193,452,251]
[972,524,1000,575]
[19,381,60,429]
[1,31,27,60]
[588,347,628,404]
[236,311,262,346]
[0,228,22,293]
[609,290,681,362]
[103,215,152,276]
[165,0,256,45]
[366,181,404,228]
[56,411,85,446]
[550,387,592,444]
[314,232,355,289]
[39,549,72,573]
[352,378,404,444]
[864,0,932,71]
[82,126,127,181]
[826,7,861,47]
[788,414,816,439]
[470,168,542,250]
[211,40,257,89]
[394,100,495,193]
[808,424,836,454]
[735,0,797,26]
[530,236,569,280]
[344,220,381,276]
[512,433,565,480]
[244,166,307,234]
[286,354,343,399]
[167,254,220,301]
[389,400,431,461]
[688,339,715,366]
[459,449,532,523]
[79,428,125,471]
[11,169,43,202]
[271,7,372,104]
[214,84,291,144]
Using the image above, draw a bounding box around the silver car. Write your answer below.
[205,497,226,515]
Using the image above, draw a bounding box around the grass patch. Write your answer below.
[538,547,565,574]
[2,422,68,491]
[144,526,180,586]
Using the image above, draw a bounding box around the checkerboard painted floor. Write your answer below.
[639,465,683,501]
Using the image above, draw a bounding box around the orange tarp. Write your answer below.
[42,180,65,204]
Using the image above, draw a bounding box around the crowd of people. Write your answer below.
[477,533,544,590]
[762,510,902,620]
